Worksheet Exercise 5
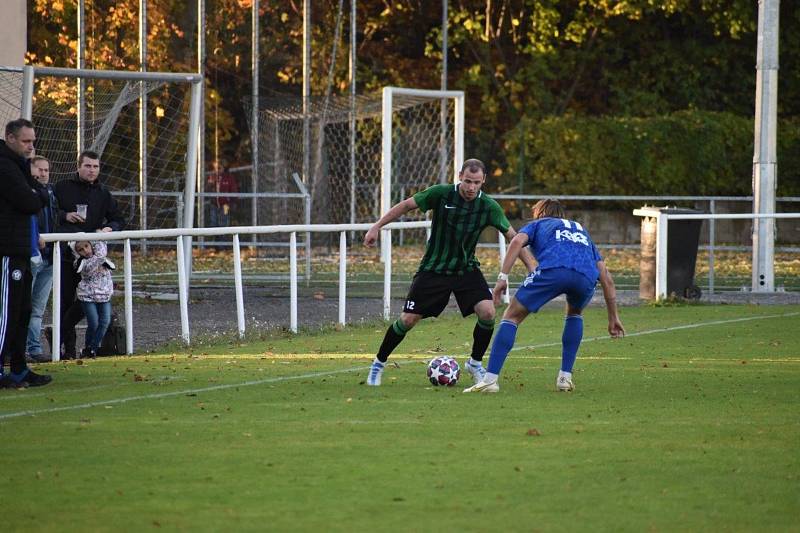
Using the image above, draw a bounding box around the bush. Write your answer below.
[505,110,799,197]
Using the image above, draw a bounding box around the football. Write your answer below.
[427,356,461,387]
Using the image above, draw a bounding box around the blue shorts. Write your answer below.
[513,267,597,313]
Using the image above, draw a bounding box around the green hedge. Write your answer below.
[505,111,800,197]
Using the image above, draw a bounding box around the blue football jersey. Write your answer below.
[519,217,602,281]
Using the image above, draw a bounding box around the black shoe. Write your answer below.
[0,375,28,389]
[26,353,51,364]
[19,369,53,387]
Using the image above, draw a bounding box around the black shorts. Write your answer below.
[402,269,492,318]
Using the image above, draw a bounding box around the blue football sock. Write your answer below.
[561,315,584,373]
[487,320,518,375]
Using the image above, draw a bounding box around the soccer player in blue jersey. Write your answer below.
[464,199,625,394]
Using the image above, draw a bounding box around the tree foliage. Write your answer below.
[25,0,800,192]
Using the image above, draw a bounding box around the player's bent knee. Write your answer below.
[399,312,422,330]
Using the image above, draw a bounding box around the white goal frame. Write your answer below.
[17,65,203,272]
[380,86,465,218]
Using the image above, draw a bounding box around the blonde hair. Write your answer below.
[531,199,566,220]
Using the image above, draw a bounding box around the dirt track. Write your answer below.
[121,287,800,353]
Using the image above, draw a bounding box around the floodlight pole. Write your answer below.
[303,0,311,191]
[752,0,780,292]
[197,0,206,245]
[139,0,149,255]
[251,0,260,247]
[77,0,86,153]
[349,0,357,229]
[439,0,448,183]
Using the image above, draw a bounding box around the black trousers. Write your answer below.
[60,259,84,350]
[0,256,33,374]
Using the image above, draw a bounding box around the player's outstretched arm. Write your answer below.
[597,260,625,338]
[493,233,529,305]
[363,197,419,247]
[504,227,537,273]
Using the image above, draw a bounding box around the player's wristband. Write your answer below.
[496,272,509,282]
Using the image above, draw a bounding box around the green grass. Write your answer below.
[3,304,800,532]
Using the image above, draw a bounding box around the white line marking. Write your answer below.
[2,312,797,421]
[0,366,372,421]
[511,311,800,353]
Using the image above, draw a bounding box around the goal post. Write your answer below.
[2,65,203,243]
[253,86,464,234]
[380,86,465,219]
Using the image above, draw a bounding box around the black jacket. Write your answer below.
[36,185,59,263]
[53,175,126,235]
[0,140,48,257]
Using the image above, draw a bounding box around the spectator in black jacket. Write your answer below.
[53,150,126,358]
[26,155,58,362]
[0,119,53,388]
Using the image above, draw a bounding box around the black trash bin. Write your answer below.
[637,207,704,300]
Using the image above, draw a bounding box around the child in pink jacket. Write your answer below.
[70,240,115,358]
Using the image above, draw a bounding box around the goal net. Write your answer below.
[253,87,464,242]
[0,66,201,239]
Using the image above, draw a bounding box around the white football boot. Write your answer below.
[464,358,487,384]
[463,378,499,393]
[366,361,385,386]
[556,371,574,392]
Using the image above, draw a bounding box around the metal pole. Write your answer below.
[290,232,298,333]
[349,0,357,229]
[124,239,134,354]
[752,0,779,292]
[303,0,311,191]
[381,88,393,218]
[21,66,33,120]
[51,244,62,362]
[382,228,392,320]
[709,199,715,295]
[338,230,347,326]
[251,0,260,248]
[77,0,86,154]
[233,234,246,337]
[197,0,206,241]
[139,0,148,256]
[439,0,448,183]
[498,231,509,304]
[183,81,203,286]
[655,213,669,299]
[176,236,190,344]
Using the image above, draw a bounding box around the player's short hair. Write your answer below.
[78,150,100,165]
[31,155,49,165]
[5,118,34,137]
[460,158,486,177]
[531,199,565,220]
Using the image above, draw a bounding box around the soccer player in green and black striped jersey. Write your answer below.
[363,159,536,386]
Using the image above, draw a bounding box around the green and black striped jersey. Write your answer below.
[412,183,511,275]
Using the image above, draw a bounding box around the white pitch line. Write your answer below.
[2,311,797,421]
[0,365,372,421]
[511,311,800,353]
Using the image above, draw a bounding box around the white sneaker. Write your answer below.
[463,378,499,393]
[556,374,574,392]
[464,359,487,384]
[366,361,385,386]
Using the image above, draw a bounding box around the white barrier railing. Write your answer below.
[632,210,800,299]
[42,221,512,361]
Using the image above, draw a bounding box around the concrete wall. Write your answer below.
[0,0,26,67]
[0,0,26,124]
[501,200,800,246]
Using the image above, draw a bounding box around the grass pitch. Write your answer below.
[2,304,799,532]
